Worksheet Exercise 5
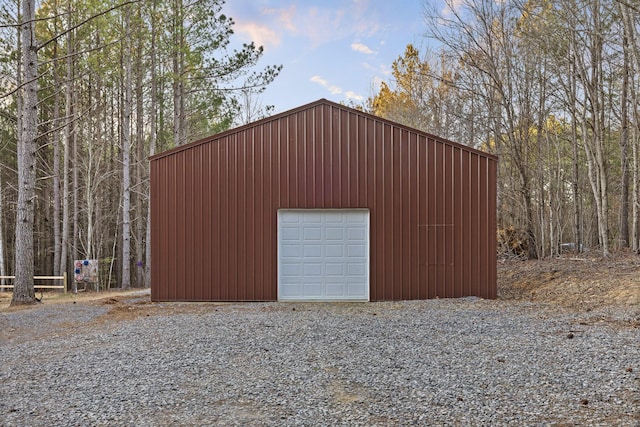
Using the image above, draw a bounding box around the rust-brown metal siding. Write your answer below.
[150,99,497,301]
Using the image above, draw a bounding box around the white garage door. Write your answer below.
[278,209,370,301]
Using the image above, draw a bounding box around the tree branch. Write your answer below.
[0,36,124,101]
[0,109,17,123]
[0,10,71,28]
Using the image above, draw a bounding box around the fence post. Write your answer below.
[63,271,67,294]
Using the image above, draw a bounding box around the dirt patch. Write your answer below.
[498,251,640,310]
[87,293,237,324]
[94,298,158,322]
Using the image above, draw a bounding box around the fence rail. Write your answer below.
[0,273,67,293]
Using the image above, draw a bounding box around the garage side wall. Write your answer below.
[151,101,497,301]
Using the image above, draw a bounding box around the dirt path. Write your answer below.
[0,288,151,310]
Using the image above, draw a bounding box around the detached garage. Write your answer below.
[150,99,497,302]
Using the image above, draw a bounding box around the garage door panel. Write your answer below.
[325,244,343,257]
[347,212,368,223]
[278,209,369,301]
[348,283,366,296]
[303,228,322,240]
[282,228,301,241]
[347,227,366,240]
[325,263,344,276]
[325,212,343,223]
[281,244,300,257]
[280,284,300,297]
[303,244,322,257]
[281,212,301,224]
[347,263,366,275]
[303,213,323,223]
[281,263,301,277]
[303,263,323,276]
[347,244,366,257]
[325,283,345,296]
[303,283,323,296]
[325,228,344,240]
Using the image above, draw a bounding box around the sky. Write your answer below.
[223,0,429,115]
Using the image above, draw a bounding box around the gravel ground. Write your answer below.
[1,297,639,426]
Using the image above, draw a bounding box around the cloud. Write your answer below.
[310,75,342,94]
[233,21,281,49]
[290,3,381,48]
[301,7,346,47]
[228,2,383,52]
[345,91,364,101]
[310,76,364,101]
[263,4,297,32]
[351,42,375,54]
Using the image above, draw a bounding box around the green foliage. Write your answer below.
[0,0,281,284]
[168,0,282,141]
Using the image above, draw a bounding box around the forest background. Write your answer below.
[1,0,639,303]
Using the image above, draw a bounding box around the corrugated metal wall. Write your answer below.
[150,99,497,301]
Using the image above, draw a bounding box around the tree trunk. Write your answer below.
[145,0,158,288]
[85,121,95,261]
[52,45,61,277]
[567,32,583,252]
[72,102,79,279]
[620,3,640,252]
[522,180,537,260]
[173,0,186,146]
[536,72,546,258]
[121,6,133,289]
[60,7,74,291]
[0,174,6,287]
[135,10,144,288]
[575,0,609,256]
[618,12,630,248]
[619,118,630,249]
[633,126,639,252]
[12,0,38,305]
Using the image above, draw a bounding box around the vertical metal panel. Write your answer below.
[453,146,463,297]
[150,99,498,301]
[407,131,417,299]
[461,149,471,296]
[417,135,427,299]
[488,156,498,298]
[470,153,480,296]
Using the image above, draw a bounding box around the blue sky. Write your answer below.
[223,0,428,114]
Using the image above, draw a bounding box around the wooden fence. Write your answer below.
[0,272,67,293]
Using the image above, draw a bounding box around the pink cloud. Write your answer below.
[233,21,281,49]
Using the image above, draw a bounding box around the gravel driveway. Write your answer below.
[1,295,639,426]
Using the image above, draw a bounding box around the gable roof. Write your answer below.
[150,98,497,162]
